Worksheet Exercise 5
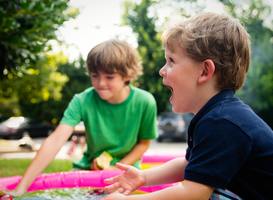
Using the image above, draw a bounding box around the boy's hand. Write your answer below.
[102,192,127,200]
[92,158,101,170]
[1,188,25,198]
[105,166,118,170]
[91,159,117,170]
[92,152,113,170]
[103,163,146,195]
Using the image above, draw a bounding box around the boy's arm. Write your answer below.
[144,157,188,185]
[147,180,213,200]
[119,139,150,165]
[104,158,213,200]
[104,157,188,194]
[12,124,74,195]
[104,180,213,200]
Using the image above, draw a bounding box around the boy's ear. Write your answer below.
[197,59,216,84]
[123,76,131,85]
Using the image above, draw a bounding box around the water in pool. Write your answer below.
[14,188,106,200]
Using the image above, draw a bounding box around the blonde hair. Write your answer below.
[162,12,251,90]
[86,39,142,82]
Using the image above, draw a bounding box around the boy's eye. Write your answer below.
[106,76,114,80]
[165,56,174,63]
[165,57,174,67]
[91,74,98,78]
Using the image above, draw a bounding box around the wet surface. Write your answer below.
[14,188,106,200]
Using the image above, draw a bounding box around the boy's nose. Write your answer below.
[159,65,167,77]
[98,78,106,87]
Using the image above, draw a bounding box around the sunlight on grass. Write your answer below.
[0,159,72,177]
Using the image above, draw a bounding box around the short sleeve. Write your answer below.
[60,95,82,127]
[138,94,157,140]
[184,118,252,188]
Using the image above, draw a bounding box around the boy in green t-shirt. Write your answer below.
[11,39,157,196]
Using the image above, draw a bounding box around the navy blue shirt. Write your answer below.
[185,90,273,200]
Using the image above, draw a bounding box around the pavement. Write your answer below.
[0,138,187,160]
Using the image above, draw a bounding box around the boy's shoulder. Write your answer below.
[131,86,156,102]
[76,87,94,94]
[202,97,271,135]
[205,97,251,122]
[73,87,96,100]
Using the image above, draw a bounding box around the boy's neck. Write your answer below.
[107,85,131,104]
[192,86,220,114]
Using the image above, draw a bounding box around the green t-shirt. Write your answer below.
[60,85,157,169]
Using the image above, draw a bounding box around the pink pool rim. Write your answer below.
[0,154,184,193]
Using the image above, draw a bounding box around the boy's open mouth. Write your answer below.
[165,85,173,94]
[162,80,173,100]
[164,85,174,103]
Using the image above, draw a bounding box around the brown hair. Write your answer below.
[86,39,142,82]
[162,12,251,90]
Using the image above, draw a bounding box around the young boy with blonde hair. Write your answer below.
[11,39,157,196]
[102,12,273,200]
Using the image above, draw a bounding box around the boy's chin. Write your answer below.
[98,95,111,102]
[97,92,111,99]
[171,105,185,113]
[171,106,179,113]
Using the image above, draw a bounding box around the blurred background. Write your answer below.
[0,0,272,142]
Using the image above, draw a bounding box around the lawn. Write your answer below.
[0,158,72,177]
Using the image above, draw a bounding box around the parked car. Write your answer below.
[0,116,53,139]
[157,112,194,142]
[73,121,86,136]
[0,115,8,123]
[67,121,86,141]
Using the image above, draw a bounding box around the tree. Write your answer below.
[50,57,90,123]
[0,52,92,124]
[0,0,78,78]
[0,52,69,122]
[122,0,169,113]
[0,0,80,123]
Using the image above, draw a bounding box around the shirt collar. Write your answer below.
[189,89,235,131]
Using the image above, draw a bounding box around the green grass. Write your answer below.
[0,159,72,177]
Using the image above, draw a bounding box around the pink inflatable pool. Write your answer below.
[0,154,184,193]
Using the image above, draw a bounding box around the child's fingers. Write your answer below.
[104,182,120,194]
[117,188,124,193]
[104,163,131,184]
[115,162,131,171]
[104,175,119,184]
[92,159,100,170]
[120,185,133,195]
[123,189,131,195]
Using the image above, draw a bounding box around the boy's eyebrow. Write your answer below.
[165,54,172,59]
[91,72,116,76]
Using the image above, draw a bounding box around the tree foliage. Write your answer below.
[0,0,78,78]
[0,53,69,121]
[49,58,90,124]
[0,0,80,123]
[123,0,170,113]
[0,53,90,124]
